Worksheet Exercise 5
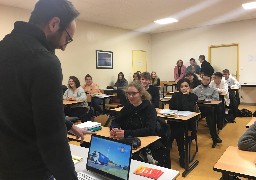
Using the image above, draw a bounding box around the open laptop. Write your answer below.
[78,134,132,180]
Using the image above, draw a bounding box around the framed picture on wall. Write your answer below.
[96,50,113,69]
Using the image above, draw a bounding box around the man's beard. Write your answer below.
[47,31,62,51]
[202,83,209,87]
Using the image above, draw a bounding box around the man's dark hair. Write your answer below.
[203,73,211,79]
[177,78,191,90]
[85,74,92,80]
[140,72,152,81]
[29,0,80,31]
[190,58,195,62]
[214,72,223,78]
[185,71,194,77]
[68,76,80,88]
[199,55,205,60]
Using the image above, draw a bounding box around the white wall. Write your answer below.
[151,19,256,103]
[0,5,152,88]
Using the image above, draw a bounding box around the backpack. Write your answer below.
[253,111,256,117]
[237,109,252,117]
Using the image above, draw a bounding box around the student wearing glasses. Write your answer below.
[110,81,156,138]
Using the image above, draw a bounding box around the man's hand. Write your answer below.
[69,125,95,143]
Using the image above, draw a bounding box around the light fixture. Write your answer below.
[242,1,256,9]
[154,17,178,25]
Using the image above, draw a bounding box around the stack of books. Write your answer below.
[75,121,102,132]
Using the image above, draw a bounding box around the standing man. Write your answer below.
[0,0,84,179]
[198,55,214,76]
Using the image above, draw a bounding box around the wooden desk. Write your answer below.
[163,81,176,97]
[68,127,160,153]
[91,94,116,114]
[213,146,256,179]
[197,100,225,130]
[157,109,201,177]
[246,117,256,128]
[63,100,83,105]
[70,144,180,180]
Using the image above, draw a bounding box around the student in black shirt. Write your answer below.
[169,79,198,168]
[140,72,160,108]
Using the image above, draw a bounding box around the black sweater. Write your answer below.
[147,85,160,108]
[111,100,157,137]
[170,92,198,111]
[0,22,77,179]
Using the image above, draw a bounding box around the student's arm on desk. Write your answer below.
[238,122,256,152]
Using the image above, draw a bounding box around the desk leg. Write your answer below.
[102,98,106,114]
[220,172,231,180]
[182,121,199,177]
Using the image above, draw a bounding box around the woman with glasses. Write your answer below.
[110,81,171,168]
[63,76,89,122]
[110,81,156,138]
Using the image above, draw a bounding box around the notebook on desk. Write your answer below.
[78,134,132,180]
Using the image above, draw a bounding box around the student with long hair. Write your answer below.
[169,79,198,168]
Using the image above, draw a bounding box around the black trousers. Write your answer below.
[199,106,220,141]
[168,119,197,160]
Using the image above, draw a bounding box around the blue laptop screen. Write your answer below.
[86,135,132,180]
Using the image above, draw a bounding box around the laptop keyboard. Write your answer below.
[77,172,97,180]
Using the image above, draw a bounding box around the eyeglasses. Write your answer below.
[65,29,73,45]
[126,92,139,96]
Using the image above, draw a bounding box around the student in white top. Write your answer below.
[222,69,240,88]
[63,76,89,122]
[210,72,229,106]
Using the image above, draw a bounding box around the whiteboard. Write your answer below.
[210,45,238,78]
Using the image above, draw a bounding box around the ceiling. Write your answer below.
[0,0,256,33]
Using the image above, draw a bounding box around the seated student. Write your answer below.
[114,72,128,106]
[193,74,223,148]
[174,59,186,83]
[110,81,156,138]
[169,79,198,168]
[133,72,141,82]
[238,122,256,152]
[183,71,201,89]
[114,72,128,89]
[82,74,102,114]
[140,72,160,108]
[185,58,201,74]
[210,72,230,107]
[110,81,170,168]
[222,69,240,88]
[151,71,160,86]
[63,76,88,122]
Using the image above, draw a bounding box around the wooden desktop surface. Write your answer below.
[68,126,160,153]
[156,109,200,121]
[63,100,83,105]
[246,117,256,128]
[199,100,222,105]
[214,146,256,178]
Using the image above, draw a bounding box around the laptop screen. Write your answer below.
[86,134,132,180]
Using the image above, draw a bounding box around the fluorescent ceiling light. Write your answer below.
[154,18,178,25]
[242,1,256,9]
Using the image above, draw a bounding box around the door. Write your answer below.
[132,50,147,73]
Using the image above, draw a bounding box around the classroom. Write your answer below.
[0,0,255,180]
